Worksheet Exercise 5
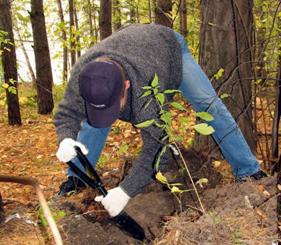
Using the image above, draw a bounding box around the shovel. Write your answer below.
[66,146,145,241]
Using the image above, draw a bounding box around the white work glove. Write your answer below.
[95,187,130,217]
[56,138,88,162]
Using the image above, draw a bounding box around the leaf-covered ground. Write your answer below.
[0,85,278,244]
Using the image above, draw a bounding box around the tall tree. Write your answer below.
[179,0,187,37]
[129,1,136,23]
[56,0,68,82]
[14,21,36,86]
[155,0,172,27]
[99,0,112,40]
[112,0,121,31]
[0,0,21,125]
[272,47,281,158]
[69,0,76,66]
[195,0,256,154]
[30,0,54,114]
[74,2,81,58]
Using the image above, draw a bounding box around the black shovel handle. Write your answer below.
[74,146,107,196]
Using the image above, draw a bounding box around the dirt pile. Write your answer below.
[156,176,277,245]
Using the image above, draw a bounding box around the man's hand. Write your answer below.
[56,138,88,162]
[95,187,130,217]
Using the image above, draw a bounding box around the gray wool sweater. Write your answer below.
[54,24,182,197]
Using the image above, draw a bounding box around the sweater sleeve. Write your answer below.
[53,68,86,143]
[119,123,172,197]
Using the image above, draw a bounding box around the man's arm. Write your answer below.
[54,71,86,143]
[119,125,172,197]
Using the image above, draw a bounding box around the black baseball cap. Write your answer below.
[78,61,123,128]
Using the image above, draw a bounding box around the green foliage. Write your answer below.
[193,123,215,136]
[195,112,214,122]
[38,207,66,227]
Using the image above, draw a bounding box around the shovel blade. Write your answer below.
[111,212,145,241]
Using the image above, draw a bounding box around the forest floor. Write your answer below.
[0,84,279,245]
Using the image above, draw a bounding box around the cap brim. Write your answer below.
[85,100,120,128]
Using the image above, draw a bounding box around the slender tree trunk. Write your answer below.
[87,0,94,44]
[56,0,68,83]
[30,0,54,114]
[69,0,76,66]
[272,49,281,158]
[99,0,112,40]
[151,0,156,22]
[155,0,172,27]
[130,1,136,23]
[14,22,36,86]
[195,0,256,154]
[0,0,21,125]
[179,0,187,37]
[112,0,121,31]
[148,0,152,23]
[74,2,81,57]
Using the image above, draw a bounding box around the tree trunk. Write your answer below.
[148,0,152,23]
[74,2,81,58]
[56,0,68,83]
[151,0,156,22]
[272,49,281,158]
[99,0,112,40]
[69,0,76,66]
[0,0,21,125]
[87,0,94,43]
[30,0,54,114]
[14,21,36,86]
[129,1,136,23]
[195,0,256,155]
[155,0,172,27]
[179,0,187,37]
[112,0,121,31]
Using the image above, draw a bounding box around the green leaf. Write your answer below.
[2,83,9,89]
[8,86,16,94]
[163,89,181,94]
[193,123,215,135]
[151,74,159,87]
[155,172,167,184]
[160,111,172,126]
[135,119,155,128]
[171,186,182,193]
[156,93,165,105]
[214,68,224,80]
[170,102,186,111]
[196,112,214,122]
[220,93,230,99]
[141,90,152,98]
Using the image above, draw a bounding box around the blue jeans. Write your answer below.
[68,33,260,179]
[174,31,260,177]
[67,120,110,177]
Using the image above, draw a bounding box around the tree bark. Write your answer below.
[112,0,121,31]
[56,0,68,83]
[99,0,112,40]
[272,49,281,158]
[14,21,36,86]
[30,0,54,114]
[195,0,256,155]
[0,0,21,125]
[74,2,81,57]
[69,0,76,66]
[179,0,187,37]
[129,1,136,23]
[155,0,172,27]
